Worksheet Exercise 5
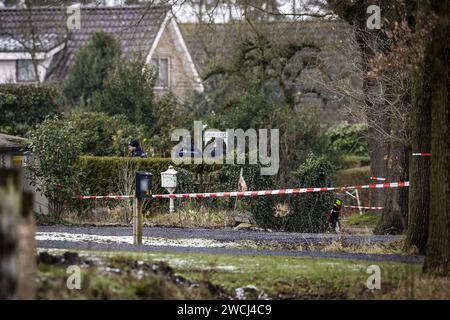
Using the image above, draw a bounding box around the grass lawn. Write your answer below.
[36,249,450,300]
[344,212,381,227]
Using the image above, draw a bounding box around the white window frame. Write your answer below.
[151,57,170,89]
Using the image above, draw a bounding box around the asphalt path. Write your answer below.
[36,226,423,264]
[38,225,403,244]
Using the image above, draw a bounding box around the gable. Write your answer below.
[49,6,169,81]
[148,15,203,96]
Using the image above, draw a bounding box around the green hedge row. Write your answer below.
[76,156,222,197]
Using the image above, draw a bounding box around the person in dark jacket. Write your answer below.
[128,139,147,158]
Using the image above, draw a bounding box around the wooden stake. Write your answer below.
[133,197,143,245]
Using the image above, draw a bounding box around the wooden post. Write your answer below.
[18,191,35,299]
[0,169,35,299]
[133,197,143,245]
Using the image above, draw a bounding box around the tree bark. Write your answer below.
[0,169,35,299]
[374,135,409,234]
[0,170,21,299]
[424,0,450,276]
[405,0,432,254]
[367,113,389,207]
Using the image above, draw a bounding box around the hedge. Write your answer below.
[76,156,222,197]
[74,156,335,232]
[0,84,61,136]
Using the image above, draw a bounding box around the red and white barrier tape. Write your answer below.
[412,153,431,157]
[344,191,357,199]
[151,181,410,199]
[344,205,384,210]
[370,177,387,181]
[78,195,134,200]
[77,181,409,200]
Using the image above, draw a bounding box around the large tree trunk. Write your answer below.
[424,0,450,276]
[356,27,389,208]
[367,117,389,207]
[374,133,409,234]
[328,0,410,233]
[405,0,432,254]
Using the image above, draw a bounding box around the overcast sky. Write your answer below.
[0,0,326,22]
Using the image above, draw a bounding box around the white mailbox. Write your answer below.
[161,165,178,213]
[161,165,178,190]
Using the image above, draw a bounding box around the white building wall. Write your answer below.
[0,60,16,83]
[0,55,54,84]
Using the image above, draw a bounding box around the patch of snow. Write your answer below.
[36,232,244,249]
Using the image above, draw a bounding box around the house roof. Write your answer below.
[0,133,27,151]
[0,33,61,52]
[0,5,170,80]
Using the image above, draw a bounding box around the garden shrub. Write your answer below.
[66,112,146,156]
[63,31,121,106]
[326,122,369,157]
[0,84,61,136]
[256,154,337,232]
[27,117,84,220]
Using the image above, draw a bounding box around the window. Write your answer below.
[151,58,169,88]
[12,155,23,168]
[16,60,37,82]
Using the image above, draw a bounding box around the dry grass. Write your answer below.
[48,202,236,229]
[380,275,450,300]
[146,207,235,228]
[256,239,406,255]
[59,205,130,226]
[317,239,405,255]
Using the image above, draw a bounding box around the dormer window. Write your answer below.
[16,59,37,82]
[151,58,169,88]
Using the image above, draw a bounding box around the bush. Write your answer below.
[0,84,61,136]
[63,31,122,106]
[150,93,193,158]
[27,117,83,219]
[66,112,147,156]
[287,155,336,232]
[253,154,336,232]
[203,154,335,233]
[326,122,368,157]
[96,57,156,129]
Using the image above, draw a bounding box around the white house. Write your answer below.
[0,5,204,97]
